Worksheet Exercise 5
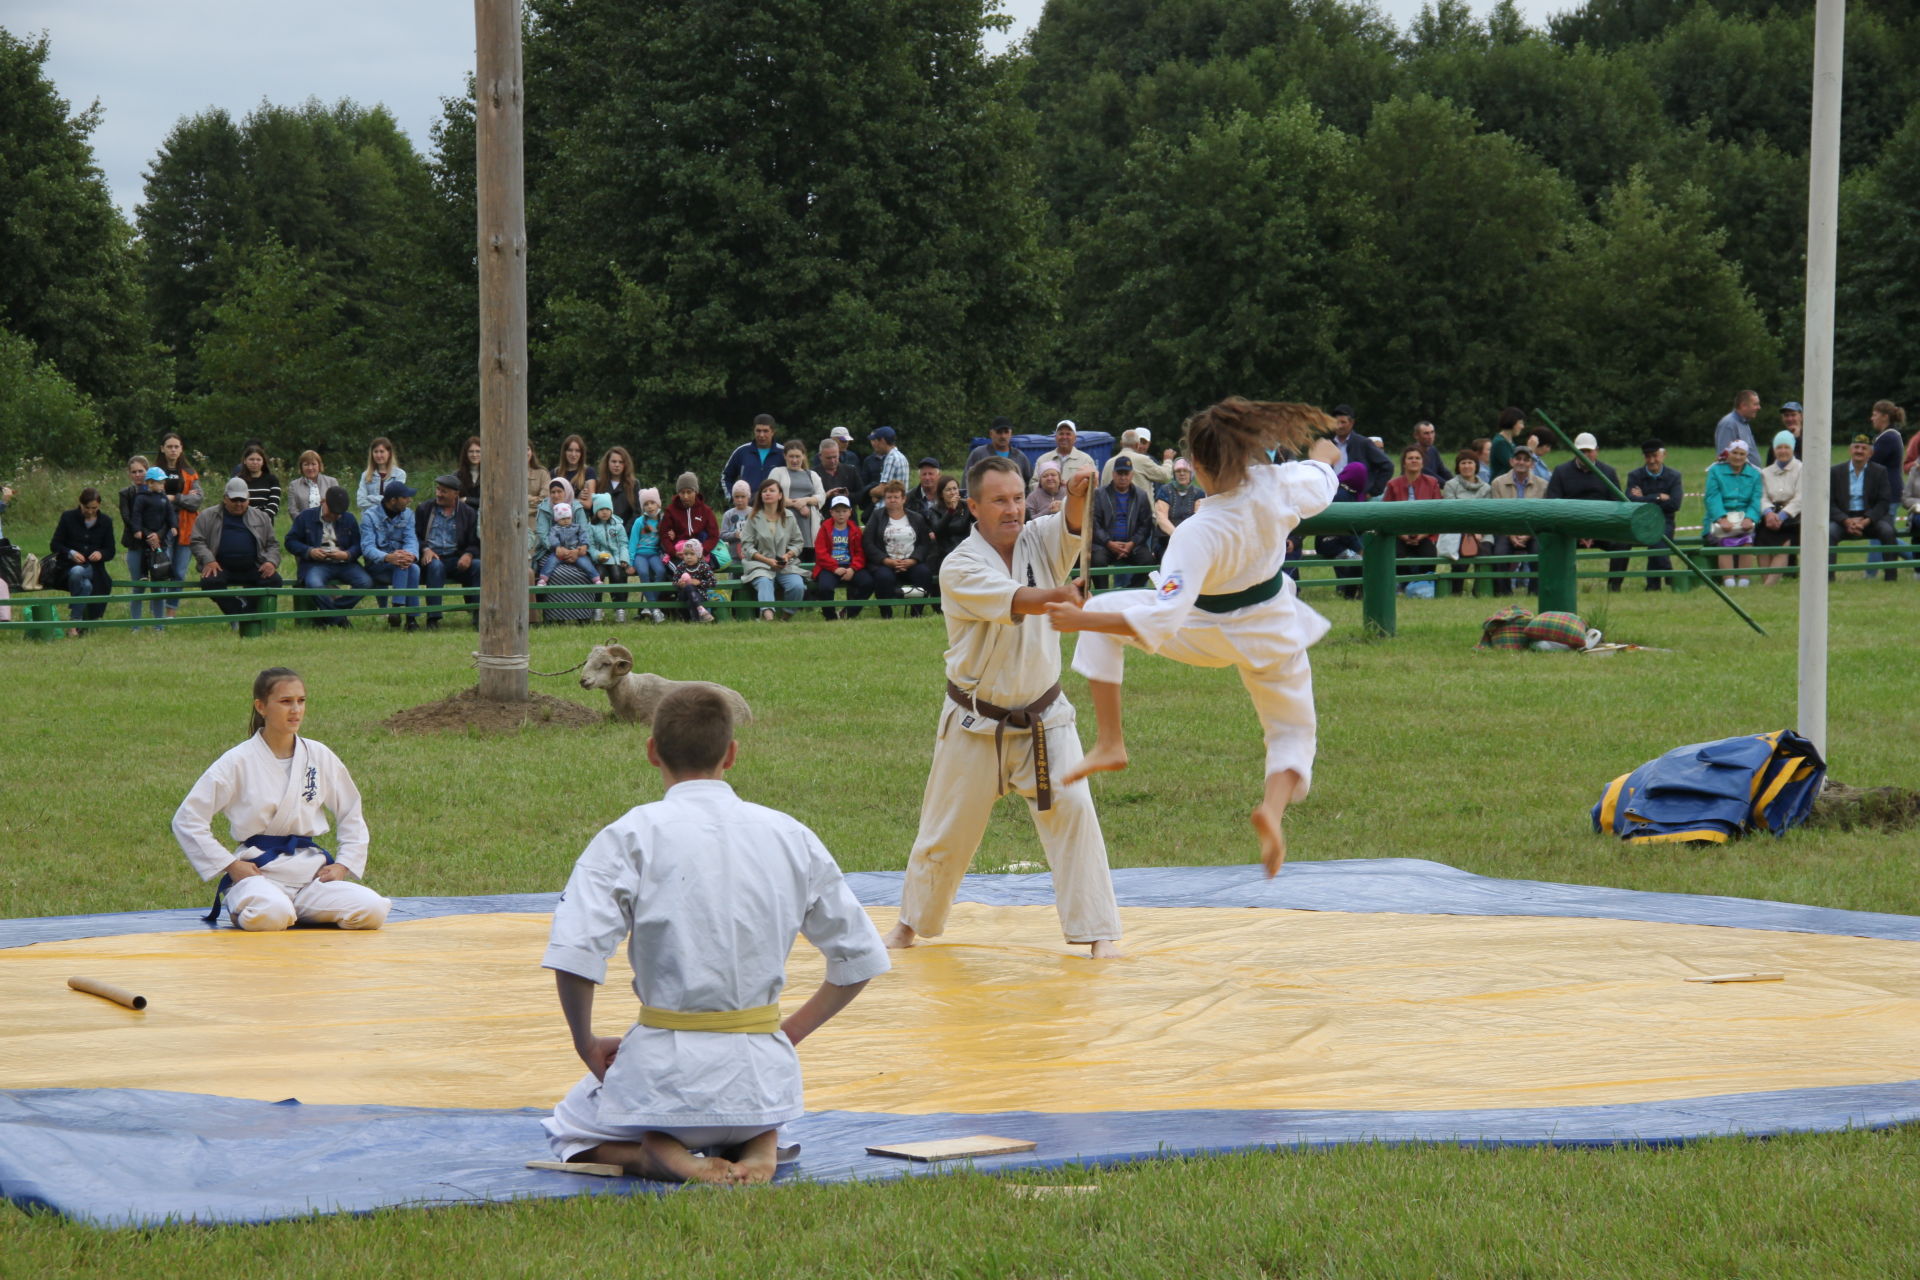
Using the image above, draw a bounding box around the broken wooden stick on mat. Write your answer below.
[67,976,147,1010]
[1684,972,1785,984]
[867,1135,1037,1162]
[526,1159,625,1177]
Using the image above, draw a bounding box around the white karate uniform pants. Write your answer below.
[545,1075,775,1161]
[223,851,391,931]
[900,703,1123,943]
[1070,591,1319,796]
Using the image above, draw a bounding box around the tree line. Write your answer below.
[5,0,1920,482]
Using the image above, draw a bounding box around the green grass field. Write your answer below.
[3,454,1918,1275]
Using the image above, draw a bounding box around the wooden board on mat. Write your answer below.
[526,1159,626,1177]
[867,1134,1037,1162]
[1684,972,1785,984]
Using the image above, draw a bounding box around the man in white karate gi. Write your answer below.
[542,685,890,1185]
[881,457,1124,958]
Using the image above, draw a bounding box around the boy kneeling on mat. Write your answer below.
[542,686,889,1184]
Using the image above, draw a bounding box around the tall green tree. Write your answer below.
[1025,0,1400,225]
[1341,94,1577,432]
[138,99,457,450]
[178,241,373,462]
[1533,172,1778,446]
[484,0,1060,477]
[0,328,106,472]
[1056,104,1363,425]
[1836,102,1920,421]
[0,28,166,455]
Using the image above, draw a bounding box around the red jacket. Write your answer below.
[813,518,867,576]
[660,497,718,556]
[1383,474,1442,502]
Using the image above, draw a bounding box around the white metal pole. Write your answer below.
[1796,0,1843,762]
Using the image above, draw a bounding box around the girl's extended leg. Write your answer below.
[1058,675,1127,785]
[1238,651,1317,877]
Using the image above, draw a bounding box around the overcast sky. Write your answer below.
[19,0,1565,219]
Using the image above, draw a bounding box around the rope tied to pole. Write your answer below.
[471,651,587,678]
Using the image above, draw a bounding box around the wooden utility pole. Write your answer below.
[474,0,530,701]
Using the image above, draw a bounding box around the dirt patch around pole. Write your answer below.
[381,685,605,735]
[1809,780,1920,833]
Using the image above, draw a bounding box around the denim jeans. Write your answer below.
[632,552,669,603]
[419,553,480,621]
[365,560,423,612]
[64,562,106,622]
[751,571,806,607]
[299,559,376,615]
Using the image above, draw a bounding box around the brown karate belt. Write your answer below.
[947,679,1064,810]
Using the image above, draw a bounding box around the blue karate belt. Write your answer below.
[204,834,335,922]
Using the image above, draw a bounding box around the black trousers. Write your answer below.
[203,561,280,616]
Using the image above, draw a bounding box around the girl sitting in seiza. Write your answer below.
[1045,398,1342,878]
[171,667,391,931]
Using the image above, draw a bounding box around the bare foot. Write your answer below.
[1087,939,1125,959]
[1060,742,1128,787]
[1252,803,1287,878]
[726,1131,780,1185]
[882,922,917,950]
[639,1132,737,1184]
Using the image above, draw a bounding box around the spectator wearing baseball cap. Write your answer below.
[1626,439,1682,591]
[1100,428,1172,488]
[188,475,282,618]
[362,479,423,628]
[1091,455,1155,588]
[863,425,907,505]
[965,416,1032,489]
[907,456,945,520]
[1778,401,1804,459]
[809,492,874,618]
[1040,419,1095,482]
[1547,432,1629,592]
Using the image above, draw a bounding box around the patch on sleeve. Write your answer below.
[1156,571,1184,601]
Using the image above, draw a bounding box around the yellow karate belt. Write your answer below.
[638,1003,781,1033]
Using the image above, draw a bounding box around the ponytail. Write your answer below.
[248,667,302,739]
[1182,398,1335,491]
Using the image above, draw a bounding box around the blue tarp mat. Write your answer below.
[9,858,1920,950]
[5,860,1918,1225]
[6,1083,1919,1227]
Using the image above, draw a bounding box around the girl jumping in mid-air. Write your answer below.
[1045,397,1342,877]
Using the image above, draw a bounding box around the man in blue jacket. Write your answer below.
[722,415,782,498]
[287,485,373,627]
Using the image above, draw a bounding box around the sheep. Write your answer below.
[578,642,754,727]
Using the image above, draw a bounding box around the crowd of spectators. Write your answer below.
[29,396,1920,635]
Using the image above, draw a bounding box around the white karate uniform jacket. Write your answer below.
[171,734,370,881]
[1116,459,1338,663]
[543,780,890,1128]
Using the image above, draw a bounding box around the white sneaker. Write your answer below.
[1723,577,1736,587]
[616,608,627,623]
[594,608,605,621]
[650,609,665,624]
[901,585,926,598]
[1737,577,1751,587]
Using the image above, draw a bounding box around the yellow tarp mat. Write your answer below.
[4,906,1917,1114]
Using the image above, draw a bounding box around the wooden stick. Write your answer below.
[68,976,147,1010]
[867,1134,1037,1162]
[1684,972,1785,983]
[525,1159,625,1177]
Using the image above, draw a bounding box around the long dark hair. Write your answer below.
[1182,398,1333,491]
[247,667,303,739]
[456,435,482,492]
